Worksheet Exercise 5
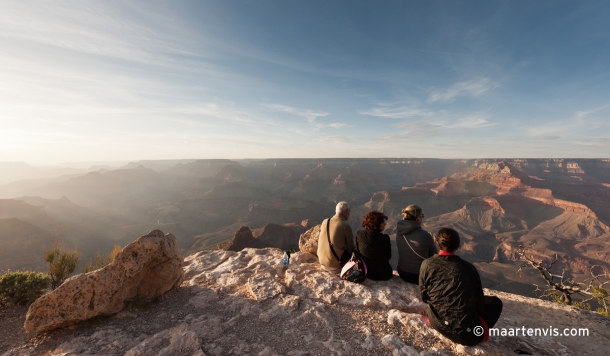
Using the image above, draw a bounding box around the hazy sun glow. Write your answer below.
[1,1,609,164]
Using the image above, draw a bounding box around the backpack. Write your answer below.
[340,251,367,283]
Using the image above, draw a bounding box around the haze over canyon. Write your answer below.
[1,158,609,300]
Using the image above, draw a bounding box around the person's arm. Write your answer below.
[474,266,485,315]
[427,232,439,257]
[354,230,362,253]
[419,261,430,302]
[345,225,355,253]
[383,234,392,261]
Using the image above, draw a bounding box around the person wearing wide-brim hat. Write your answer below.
[395,204,438,284]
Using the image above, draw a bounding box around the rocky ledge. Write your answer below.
[6,248,610,356]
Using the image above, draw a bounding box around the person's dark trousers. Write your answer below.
[481,296,503,328]
[397,269,418,284]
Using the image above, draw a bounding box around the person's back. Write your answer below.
[317,201,354,274]
[395,205,437,284]
[420,255,482,339]
[419,228,503,346]
[355,211,393,280]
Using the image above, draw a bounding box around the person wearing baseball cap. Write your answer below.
[395,204,438,284]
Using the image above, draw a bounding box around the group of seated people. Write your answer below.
[317,201,503,346]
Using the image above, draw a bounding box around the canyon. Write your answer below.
[1,158,609,299]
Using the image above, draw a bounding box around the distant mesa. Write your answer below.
[217,223,306,251]
[217,226,263,251]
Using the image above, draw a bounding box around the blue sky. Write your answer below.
[1,1,609,164]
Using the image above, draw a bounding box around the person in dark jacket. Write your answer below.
[419,227,503,346]
[396,204,438,284]
[355,210,393,280]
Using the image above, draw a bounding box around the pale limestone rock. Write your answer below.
[290,251,318,264]
[380,335,419,356]
[247,272,286,300]
[17,247,610,356]
[188,288,219,309]
[360,327,376,350]
[183,250,236,280]
[258,346,280,356]
[176,248,610,355]
[388,309,437,337]
[125,323,201,356]
[285,260,424,310]
[454,344,489,355]
[298,224,320,255]
[322,334,352,356]
[52,326,137,355]
[387,309,454,350]
[25,230,183,333]
[259,304,284,323]
[185,248,425,311]
[278,294,300,309]
[286,350,309,356]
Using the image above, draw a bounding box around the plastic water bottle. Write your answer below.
[282,251,289,266]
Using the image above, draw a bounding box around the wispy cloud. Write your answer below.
[262,103,348,130]
[379,115,495,141]
[362,101,495,129]
[527,103,610,138]
[428,78,499,103]
[262,103,328,123]
[319,135,353,143]
[450,116,494,129]
[358,106,432,119]
[360,98,497,146]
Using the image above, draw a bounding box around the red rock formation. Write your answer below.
[301,219,317,229]
[217,226,264,251]
[464,197,505,212]
[364,191,391,211]
[332,174,346,186]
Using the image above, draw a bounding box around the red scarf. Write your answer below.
[438,250,455,256]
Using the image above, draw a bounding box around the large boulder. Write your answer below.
[24,230,184,333]
[298,224,320,255]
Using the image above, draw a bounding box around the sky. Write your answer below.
[1,1,609,165]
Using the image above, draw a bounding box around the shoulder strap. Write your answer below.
[403,234,428,260]
[326,218,341,262]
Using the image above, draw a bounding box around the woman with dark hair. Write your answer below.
[355,210,393,280]
[419,227,503,346]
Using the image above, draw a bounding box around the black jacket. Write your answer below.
[419,254,485,346]
[355,229,393,281]
[395,220,438,275]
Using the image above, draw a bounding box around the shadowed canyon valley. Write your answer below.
[2,158,610,299]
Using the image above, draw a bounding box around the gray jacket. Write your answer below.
[396,220,438,274]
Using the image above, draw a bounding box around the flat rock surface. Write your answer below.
[2,248,610,356]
